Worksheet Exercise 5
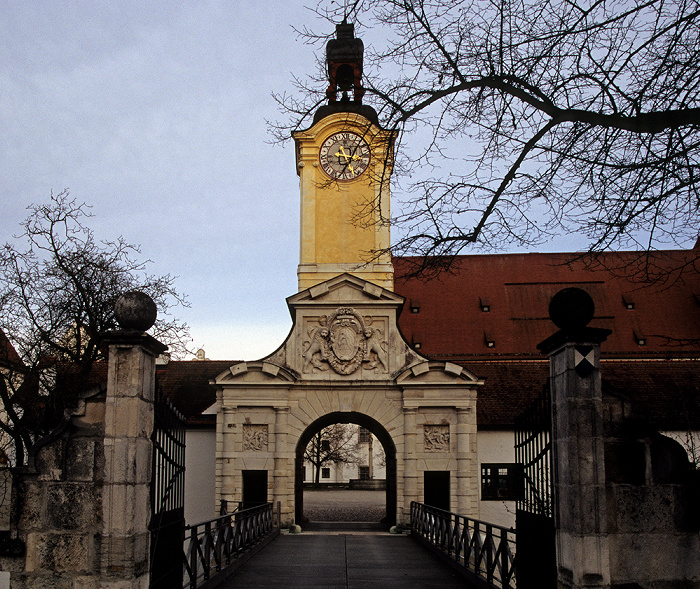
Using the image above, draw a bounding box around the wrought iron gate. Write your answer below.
[149,379,186,589]
[514,384,556,589]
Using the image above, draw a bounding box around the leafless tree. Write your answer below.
[275,0,700,276]
[0,190,190,465]
[304,424,362,484]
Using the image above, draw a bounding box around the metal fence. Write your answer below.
[183,502,279,589]
[513,385,557,588]
[410,502,516,588]
[150,386,186,589]
[514,385,553,519]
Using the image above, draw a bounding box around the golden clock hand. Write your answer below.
[335,146,351,162]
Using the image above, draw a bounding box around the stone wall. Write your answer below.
[8,389,107,589]
[604,396,700,588]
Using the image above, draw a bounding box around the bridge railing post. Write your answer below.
[188,523,198,589]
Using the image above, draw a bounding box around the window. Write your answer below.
[359,466,370,480]
[481,463,524,501]
[358,427,371,443]
[321,468,331,479]
[321,439,330,452]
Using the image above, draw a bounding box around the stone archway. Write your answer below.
[213,274,483,526]
[294,412,397,527]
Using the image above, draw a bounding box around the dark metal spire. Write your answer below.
[325,22,364,104]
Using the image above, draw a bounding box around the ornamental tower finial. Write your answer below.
[325,22,364,104]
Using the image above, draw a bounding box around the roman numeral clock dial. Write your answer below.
[319,132,371,181]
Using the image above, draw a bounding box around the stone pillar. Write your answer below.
[539,288,612,589]
[403,408,418,513]
[455,407,473,516]
[101,330,166,589]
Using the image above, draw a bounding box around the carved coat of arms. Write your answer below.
[303,307,388,375]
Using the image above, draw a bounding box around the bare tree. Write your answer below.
[0,190,190,465]
[304,424,362,484]
[275,0,700,275]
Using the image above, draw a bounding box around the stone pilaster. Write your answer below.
[273,406,292,521]
[403,408,418,512]
[101,330,166,589]
[539,327,611,589]
[220,406,237,505]
[455,407,473,516]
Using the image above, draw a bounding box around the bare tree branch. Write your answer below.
[275,0,700,271]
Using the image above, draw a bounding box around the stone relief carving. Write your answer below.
[243,424,268,451]
[424,425,450,452]
[302,308,389,375]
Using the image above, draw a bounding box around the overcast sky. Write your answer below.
[0,1,340,360]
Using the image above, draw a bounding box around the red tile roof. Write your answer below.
[156,360,232,422]
[464,358,700,430]
[393,250,700,361]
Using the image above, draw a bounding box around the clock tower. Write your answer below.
[293,23,396,291]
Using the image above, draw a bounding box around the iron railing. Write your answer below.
[410,502,516,588]
[183,502,279,589]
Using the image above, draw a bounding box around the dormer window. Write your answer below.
[634,329,646,346]
[484,331,495,348]
[412,332,423,350]
[479,297,491,313]
[622,294,635,310]
[410,298,421,314]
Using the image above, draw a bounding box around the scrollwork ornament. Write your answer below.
[302,308,390,375]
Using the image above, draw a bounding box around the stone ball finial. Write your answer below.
[548,287,595,331]
[114,291,157,331]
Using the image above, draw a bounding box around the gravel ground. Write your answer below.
[303,489,386,522]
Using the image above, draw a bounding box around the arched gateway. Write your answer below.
[213,273,482,526]
[294,412,397,525]
[212,23,482,527]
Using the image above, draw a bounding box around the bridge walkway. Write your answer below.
[218,529,467,588]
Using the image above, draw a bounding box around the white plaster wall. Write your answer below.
[662,430,700,467]
[185,429,217,524]
[477,429,516,529]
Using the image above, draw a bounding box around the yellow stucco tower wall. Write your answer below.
[293,111,396,291]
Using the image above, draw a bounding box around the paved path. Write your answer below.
[218,532,466,588]
[304,489,385,522]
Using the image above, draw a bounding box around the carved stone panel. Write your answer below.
[243,424,268,451]
[424,425,450,452]
[302,307,389,375]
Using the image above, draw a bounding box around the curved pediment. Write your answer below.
[396,361,484,386]
[214,361,298,385]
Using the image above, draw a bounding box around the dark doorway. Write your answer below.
[424,471,450,511]
[242,470,268,509]
[295,412,397,527]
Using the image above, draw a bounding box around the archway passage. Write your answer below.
[295,412,397,527]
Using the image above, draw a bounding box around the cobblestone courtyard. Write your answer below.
[303,489,385,522]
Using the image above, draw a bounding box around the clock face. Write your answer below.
[319,132,371,180]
